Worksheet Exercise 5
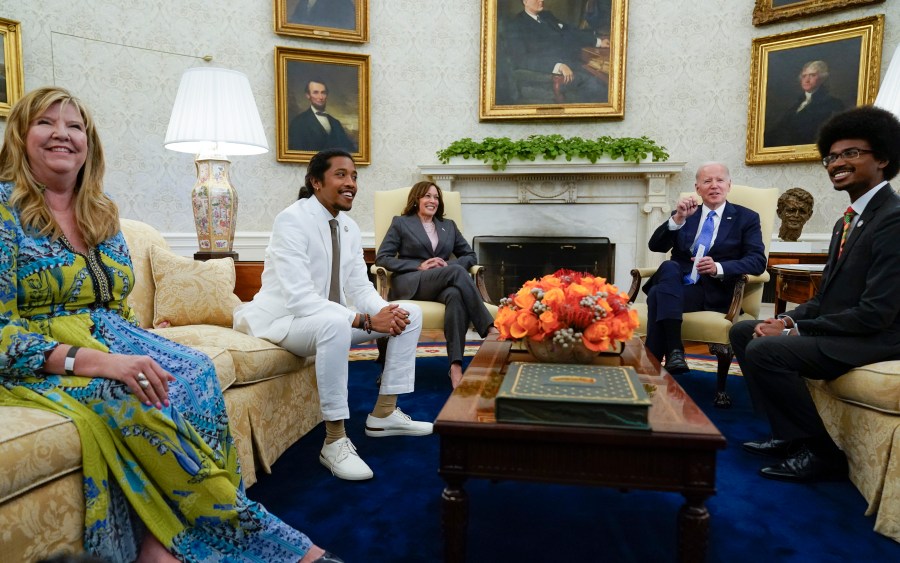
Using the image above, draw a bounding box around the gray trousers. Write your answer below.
[412,264,494,365]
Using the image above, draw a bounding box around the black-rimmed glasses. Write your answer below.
[821,148,874,167]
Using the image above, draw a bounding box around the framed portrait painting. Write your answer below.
[275,47,370,164]
[479,0,629,120]
[745,15,884,165]
[1,17,24,118]
[274,0,368,43]
[752,0,885,27]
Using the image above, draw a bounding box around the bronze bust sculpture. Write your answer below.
[777,187,814,242]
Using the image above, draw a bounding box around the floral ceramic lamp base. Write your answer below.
[192,157,238,261]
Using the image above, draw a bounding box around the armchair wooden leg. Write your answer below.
[708,343,733,409]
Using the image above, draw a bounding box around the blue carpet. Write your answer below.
[247,357,900,562]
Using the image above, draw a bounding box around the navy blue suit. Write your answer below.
[643,201,767,360]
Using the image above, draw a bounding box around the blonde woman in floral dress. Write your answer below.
[0,88,339,562]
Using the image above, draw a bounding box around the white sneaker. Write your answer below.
[319,437,374,480]
[365,408,433,437]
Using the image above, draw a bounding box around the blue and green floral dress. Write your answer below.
[0,182,311,562]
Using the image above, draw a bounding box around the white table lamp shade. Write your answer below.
[165,67,268,156]
[875,45,900,121]
[164,67,268,259]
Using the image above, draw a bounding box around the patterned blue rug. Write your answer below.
[247,357,898,562]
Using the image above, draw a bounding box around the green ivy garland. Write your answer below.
[436,134,670,171]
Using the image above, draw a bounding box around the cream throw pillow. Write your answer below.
[149,245,242,328]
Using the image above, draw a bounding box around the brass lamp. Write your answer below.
[164,67,268,260]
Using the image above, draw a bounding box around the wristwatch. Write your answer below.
[64,346,80,376]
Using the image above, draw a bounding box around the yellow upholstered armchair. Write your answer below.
[370,187,497,334]
[628,185,779,407]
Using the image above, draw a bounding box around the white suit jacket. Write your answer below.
[233,195,388,343]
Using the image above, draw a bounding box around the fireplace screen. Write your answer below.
[474,236,614,302]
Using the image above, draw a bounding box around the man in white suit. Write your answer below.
[233,149,431,481]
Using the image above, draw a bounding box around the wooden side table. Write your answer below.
[773,264,826,315]
[764,252,827,304]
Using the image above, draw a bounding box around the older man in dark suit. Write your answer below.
[288,80,357,153]
[505,0,609,103]
[733,106,900,483]
[643,162,767,374]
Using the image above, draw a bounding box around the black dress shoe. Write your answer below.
[664,350,689,374]
[759,445,848,483]
[313,551,344,563]
[742,437,795,458]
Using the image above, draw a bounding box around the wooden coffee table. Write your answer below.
[434,336,726,562]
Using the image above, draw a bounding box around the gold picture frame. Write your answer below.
[275,47,370,164]
[752,0,885,27]
[274,0,368,44]
[745,15,884,165]
[1,17,24,118]
[479,0,629,121]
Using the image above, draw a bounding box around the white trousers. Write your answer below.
[276,303,422,421]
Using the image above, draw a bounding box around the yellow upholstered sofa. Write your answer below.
[807,365,900,543]
[0,219,321,561]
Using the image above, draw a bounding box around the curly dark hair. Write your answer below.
[817,106,900,180]
[298,148,354,199]
[401,181,445,220]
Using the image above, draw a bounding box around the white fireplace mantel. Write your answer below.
[418,159,687,289]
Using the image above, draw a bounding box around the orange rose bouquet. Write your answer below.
[493,269,640,353]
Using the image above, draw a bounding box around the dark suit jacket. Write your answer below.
[375,215,477,301]
[788,184,900,365]
[288,108,356,152]
[290,0,355,30]
[764,88,845,147]
[505,10,598,74]
[644,201,767,312]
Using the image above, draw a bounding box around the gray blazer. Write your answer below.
[375,214,477,300]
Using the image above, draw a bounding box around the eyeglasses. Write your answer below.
[821,148,874,167]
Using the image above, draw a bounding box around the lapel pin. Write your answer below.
[344,225,349,232]
[857,220,864,227]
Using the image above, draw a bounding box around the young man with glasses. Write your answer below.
[730,105,900,483]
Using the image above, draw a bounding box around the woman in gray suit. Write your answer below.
[376,182,496,387]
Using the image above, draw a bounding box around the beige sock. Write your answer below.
[324,420,346,444]
[371,394,398,418]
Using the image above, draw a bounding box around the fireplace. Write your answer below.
[418,159,687,292]
[475,236,614,301]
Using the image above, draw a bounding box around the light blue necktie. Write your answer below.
[691,210,716,255]
[686,210,716,285]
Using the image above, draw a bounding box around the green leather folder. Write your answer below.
[496,362,651,430]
